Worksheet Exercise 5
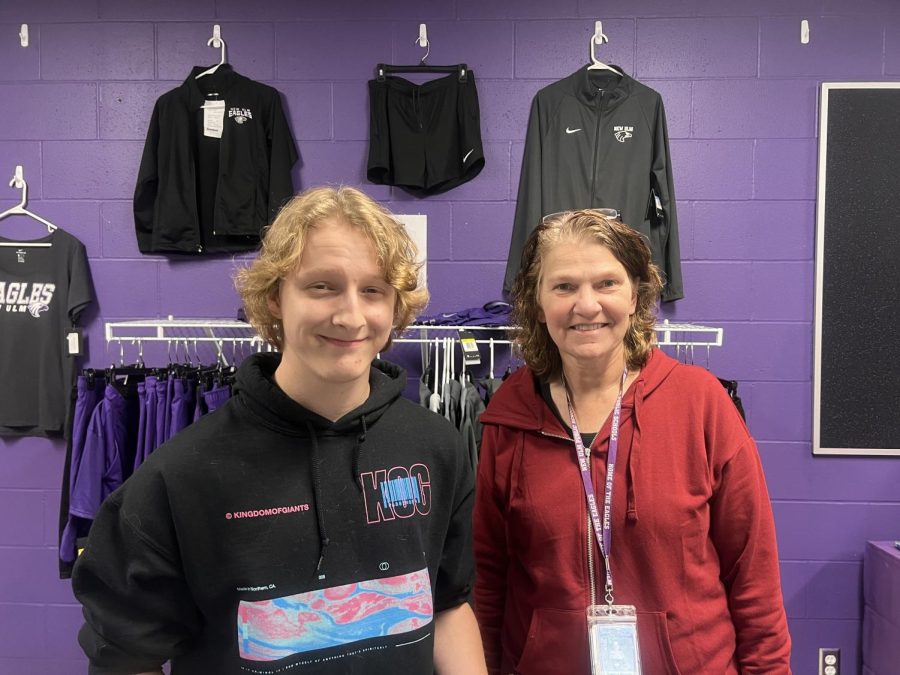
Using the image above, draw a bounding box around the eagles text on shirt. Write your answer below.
[0,281,55,315]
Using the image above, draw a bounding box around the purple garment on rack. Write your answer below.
[134,381,147,472]
[59,375,106,564]
[154,376,169,449]
[202,382,232,413]
[193,383,207,422]
[417,300,511,326]
[167,376,196,440]
[163,374,175,441]
[70,383,139,523]
[136,375,158,470]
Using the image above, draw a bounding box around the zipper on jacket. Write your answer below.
[541,430,598,607]
[587,509,597,607]
[589,91,605,205]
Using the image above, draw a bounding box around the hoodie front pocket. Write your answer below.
[514,607,588,675]
[636,610,682,675]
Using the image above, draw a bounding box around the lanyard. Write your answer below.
[564,367,627,606]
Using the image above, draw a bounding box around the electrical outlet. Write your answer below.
[818,647,840,675]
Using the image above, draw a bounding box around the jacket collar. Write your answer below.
[183,63,238,109]
[569,65,634,107]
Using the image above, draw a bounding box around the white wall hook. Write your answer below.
[415,23,430,64]
[593,21,609,46]
[211,24,221,49]
[10,165,24,189]
[19,24,28,48]
[800,19,810,45]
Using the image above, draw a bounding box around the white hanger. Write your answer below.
[429,337,441,413]
[0,166,57,247]
[489,337,495,380]
[195,25,227,79]
[441,337,452,417]
[587,21,623,76]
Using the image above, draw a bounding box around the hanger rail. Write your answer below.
[376,63,468,83]
[105,318,722,347]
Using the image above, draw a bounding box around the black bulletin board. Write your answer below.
[814,83,900,456]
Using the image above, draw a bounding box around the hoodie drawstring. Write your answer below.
[307,416,370,580]
[626,380,644,523]
[353,415,368,492]
[307,420,331,580]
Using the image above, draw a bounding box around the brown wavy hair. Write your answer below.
[234,186,429,351]
[511,210,663,380]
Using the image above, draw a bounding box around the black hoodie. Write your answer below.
[72,353,474,674]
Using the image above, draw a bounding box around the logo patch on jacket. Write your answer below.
[614,125,633,143]
[360,463,431,524]
[229,107,253,124]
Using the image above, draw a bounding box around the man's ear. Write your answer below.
[267,288,282,319]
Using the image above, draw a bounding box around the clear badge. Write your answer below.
[587,605,642,675]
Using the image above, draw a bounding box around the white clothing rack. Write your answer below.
[104,318,723,348]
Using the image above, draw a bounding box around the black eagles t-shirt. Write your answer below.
[0,229,93,436]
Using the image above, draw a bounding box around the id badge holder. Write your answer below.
[587,605,642,675]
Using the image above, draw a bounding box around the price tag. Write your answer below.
[203,100,225,138]
[458,330,481,366]
[65,328,82,356]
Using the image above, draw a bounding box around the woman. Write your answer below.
[473,210,791,674]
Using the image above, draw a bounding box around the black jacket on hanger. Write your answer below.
[505,66,683,301]
[134,65,298,254]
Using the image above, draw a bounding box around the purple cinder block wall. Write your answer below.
[1,1,899,673]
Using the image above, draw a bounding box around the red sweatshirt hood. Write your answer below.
[481,348,680,521]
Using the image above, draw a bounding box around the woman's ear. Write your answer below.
[629,277,639,316]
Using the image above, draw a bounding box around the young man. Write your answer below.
[72,186,486,675]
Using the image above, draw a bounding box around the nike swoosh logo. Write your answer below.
[566,127,582,134]
[462,148,475,163]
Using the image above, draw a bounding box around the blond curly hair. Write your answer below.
[511,210,663,380]
[234,186,429,350]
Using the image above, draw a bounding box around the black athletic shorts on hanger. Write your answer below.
[367,71,484,196]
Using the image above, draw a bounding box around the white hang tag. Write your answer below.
[65,328,83,356]
[458,330,481,366]
[203,100,225,138]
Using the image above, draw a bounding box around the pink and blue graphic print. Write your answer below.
[237,567,433,661]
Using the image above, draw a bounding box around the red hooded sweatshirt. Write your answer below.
[474,349,791,674]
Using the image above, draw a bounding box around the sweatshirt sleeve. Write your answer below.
[504,95,543,294]
[709,434,792,673]
[72,468,202,674]
[434,433,476,613]
[472,424,512,675]
[651,97,684,302]
[133,100,161,254]
[266,87,298,223]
